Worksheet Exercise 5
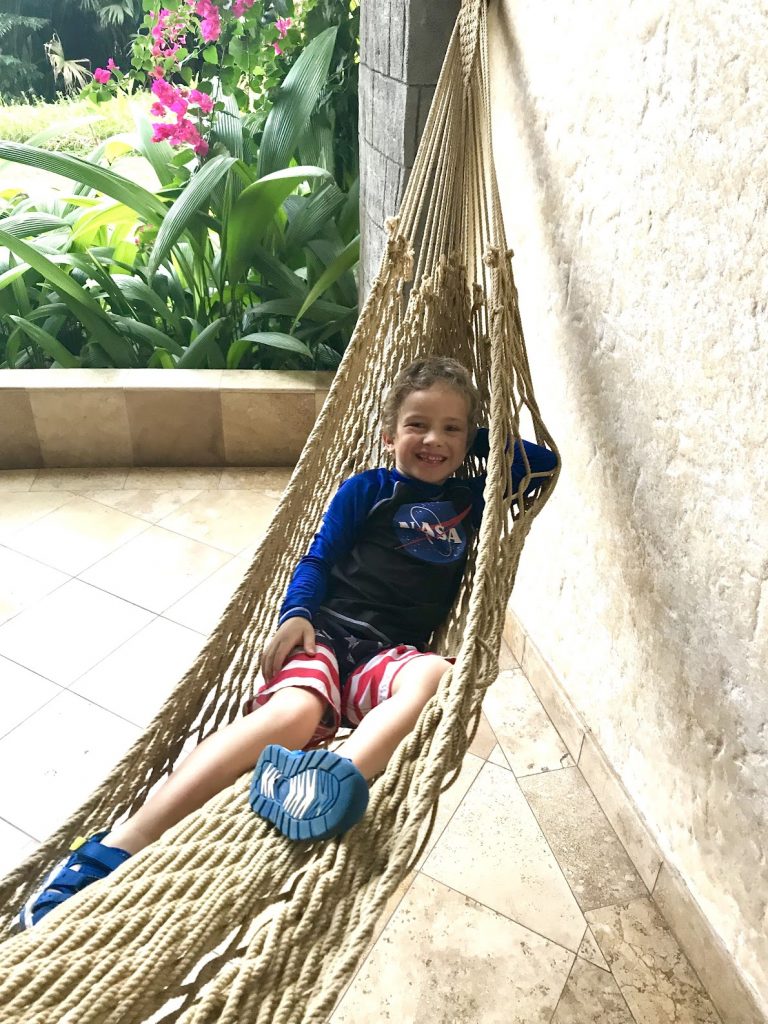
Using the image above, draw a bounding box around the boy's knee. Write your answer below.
[394,655,452,699]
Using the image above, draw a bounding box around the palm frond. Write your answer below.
[44,34,92,96]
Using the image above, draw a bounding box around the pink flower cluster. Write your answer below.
[150,77,213,156]
[195,0,221,43]
[272,16,292,55]
[93,57,119,84]
[231,0,255,18]
[150,8,188,61]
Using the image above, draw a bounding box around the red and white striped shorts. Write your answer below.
[242,643,434,747]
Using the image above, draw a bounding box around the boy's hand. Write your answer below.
[262,617,316,681]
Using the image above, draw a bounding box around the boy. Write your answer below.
[20,356,556,928]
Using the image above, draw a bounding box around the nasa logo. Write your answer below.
[393,502,469,563]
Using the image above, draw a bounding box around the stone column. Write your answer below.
[358,0,461,298]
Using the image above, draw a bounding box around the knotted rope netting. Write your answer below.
[0,2,559,1020]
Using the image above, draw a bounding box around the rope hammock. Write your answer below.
[0,1,559,1020]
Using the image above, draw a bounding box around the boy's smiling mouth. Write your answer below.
[417,453,447,464]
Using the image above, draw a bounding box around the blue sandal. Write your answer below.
[250,745,369,841]
[18,832,131,930]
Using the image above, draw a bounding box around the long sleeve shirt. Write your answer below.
[279,433,557,651]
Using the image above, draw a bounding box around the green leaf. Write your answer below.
[0,213,68,239]
[283,182,345,252]
[226,166,332,283]
[202,45,218,63]
[0,263,30,290]
[245,296,353,325]
[110,315,185,357]
[226,337,252,369]
[294,235,359,325]
[69,203,140,245]
[258,27,338,177]
[234,331,312,357]
[134,115,177,188]
[6,314,80,368]
[248,243,307,298]
[0,142,167,224]
[177,317,228,368]
[0,230,134,365]
[147,155,237,280]
[111,274,180,329]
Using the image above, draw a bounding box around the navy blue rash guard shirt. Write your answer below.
[277,433,556,676]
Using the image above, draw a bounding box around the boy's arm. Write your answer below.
[278,472,382,626]
[470,427,558,508]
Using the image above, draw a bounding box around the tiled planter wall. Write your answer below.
[0,370,333,469]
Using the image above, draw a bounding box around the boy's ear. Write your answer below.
[382,430,395,452]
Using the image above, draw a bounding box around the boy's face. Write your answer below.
[383,384,471,485]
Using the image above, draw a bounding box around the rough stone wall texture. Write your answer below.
[487,0,768,1012]
[359,0,459,297]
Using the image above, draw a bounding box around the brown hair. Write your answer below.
[381,356,480,446]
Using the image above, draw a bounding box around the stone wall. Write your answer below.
[487,1,768,1015]
[358,0,459,297]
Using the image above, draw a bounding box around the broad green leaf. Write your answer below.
[245,296,353,325]
[0,213,68,239]
[110,315,185,357]
[226,337,252,369]
[226,166,331,282]
[111,274,180,329]
[258,27,338,177]
[0,263,30,290]
[177,317,228,368]
[234,331,312,357]
[147,348,176,368]
[147,155,237,279]
[0,229,133,364]
[338,177,360,243]
[6,314,80,368]
[248,243,307,298]
[70,203,140,245]
[283,182,345,252]
[294,235,360,325]
[0,142,167,224]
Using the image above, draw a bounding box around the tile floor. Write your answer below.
[0,467,721,1024]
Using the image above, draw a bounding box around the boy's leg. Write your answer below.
[104,687,326,854]
[336,655,450,779]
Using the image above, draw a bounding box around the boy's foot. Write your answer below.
[250,745,369,841]
[18,832,131,930]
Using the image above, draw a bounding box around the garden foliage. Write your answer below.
[0,0,360,370]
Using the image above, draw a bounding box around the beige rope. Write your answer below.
[0,1,559,1019]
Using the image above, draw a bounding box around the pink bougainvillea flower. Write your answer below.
[189,88,214,114]
[195,0,221,42]
[273,42,283,55]
[275,16,292,37]
[150,102,166,116]
[151,65,165,79]
[106,58,118,71]
[93,68,111,84]
[232,0,255,16]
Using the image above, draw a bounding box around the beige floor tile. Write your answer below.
[422,761,587,951]
[0,470,36,492]
[80,525,232,613]
[467,709,497,758]
[31,468,129,491]
[488,742,511,768]
[0,657,62,739]
[0,820,38,878]
[86,489,203,524]
[551,957,635,1024]
[0,579,153,685]
[0,689,139,840]
[414,751,484,869]
[72,617,206,728]
[519,767,648,913]
[331,873,574,1024]
[0,547,68,626]
[6,496,149,575]
[484,668,575,777]
[0,491,78,541]
[578,926,610,971]
[217,467,293,495]
[157,490,278,554]
[164,552,251,635]
[587,898,721,1024]
[124,468,223,490]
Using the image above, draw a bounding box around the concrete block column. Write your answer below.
[359,0,460,298]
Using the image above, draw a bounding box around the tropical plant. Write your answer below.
[44,34,92,95]
[0,30,359,371]
[0,3,50,98]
